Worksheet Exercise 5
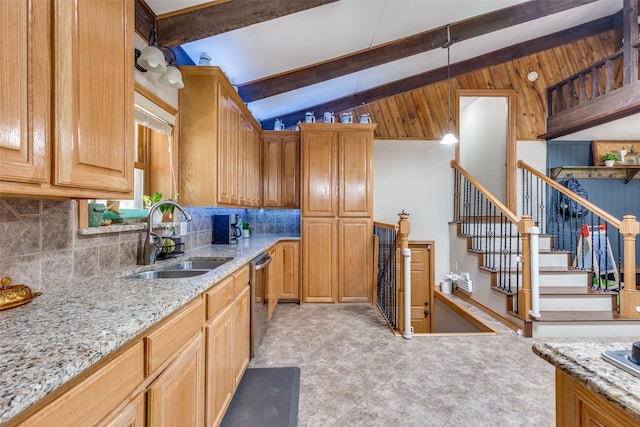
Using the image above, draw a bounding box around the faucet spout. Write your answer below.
[143,200,192,265]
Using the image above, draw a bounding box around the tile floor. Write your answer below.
[250,298,562,427]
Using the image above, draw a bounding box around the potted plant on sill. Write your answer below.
[601,153,618,167]
[143,192,179,223]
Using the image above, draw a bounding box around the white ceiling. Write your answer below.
[144,0,631,140]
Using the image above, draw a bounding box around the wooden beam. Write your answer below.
[156,0,338,47]
[135,0,156,41]
[541,80,640,140]
[240,0,599,102]
[263,13,618,130]
[623,0,638,85]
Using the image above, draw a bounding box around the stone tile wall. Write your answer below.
[0,198,300,292]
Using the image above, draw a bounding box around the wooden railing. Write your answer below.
[519,160,640,319]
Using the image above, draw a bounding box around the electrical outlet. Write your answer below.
[179,221,188,236]
[452,260,458,273]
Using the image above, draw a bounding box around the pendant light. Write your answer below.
[441,25,458,145]
[136,29,184,89]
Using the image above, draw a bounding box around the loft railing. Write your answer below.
[546,49,625,118]
[518,160,640,318]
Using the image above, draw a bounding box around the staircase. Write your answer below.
[451,222,640,338]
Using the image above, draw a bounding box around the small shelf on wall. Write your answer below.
[550,165,640,184]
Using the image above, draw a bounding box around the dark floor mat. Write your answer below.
[221,367,300,427]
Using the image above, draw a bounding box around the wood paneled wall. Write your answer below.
[357,29,622,141]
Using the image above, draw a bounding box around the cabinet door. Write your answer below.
[147,331,204,427]
[53,0,133,193]
[205,304,234,427]
[217,88,233,205]
[0,0,49,185]
[233,286,250,387]
[281,134,300,207]
[302,218,338,302]
[280,240,300,301]
[97,393,145,427]
[301,130,337,216]
[338,130,373,217]
[262,134,282,207]
[267,246,281,320]
[338,218,372,302]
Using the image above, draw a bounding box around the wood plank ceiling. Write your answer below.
[137,0,624,140]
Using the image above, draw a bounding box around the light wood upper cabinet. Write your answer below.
[301,129,337,216]
[263,132,300,208]
[179,67,262,208]
[0,0,134,199]
[339,130,373,217]
[0,0,49,186]
[53,0,133,193]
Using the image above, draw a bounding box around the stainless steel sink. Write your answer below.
[162,258,233,271]
[125,269,209,279]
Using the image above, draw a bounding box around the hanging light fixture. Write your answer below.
[135,29,184,89]
[440,25,458,145]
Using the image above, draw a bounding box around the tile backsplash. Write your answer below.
[0,198,300,292]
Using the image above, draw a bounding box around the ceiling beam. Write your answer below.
[240,0,599,103]
[135,0,156,41]
[262,12,619,130]
[156,0,338,47]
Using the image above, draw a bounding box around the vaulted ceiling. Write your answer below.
[137,0,628,139]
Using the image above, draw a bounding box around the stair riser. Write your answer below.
[482,253,570,269]
[539,295,614,312]
[532,321,640,338]
[472,237,552,252]
[500,272,588,287]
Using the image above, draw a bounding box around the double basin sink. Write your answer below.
[125,258,233,279]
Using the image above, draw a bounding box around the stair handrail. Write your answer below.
[450,160,519,224]
[451,160,540,324]
[518,160,640,320]
[517,160,621,229]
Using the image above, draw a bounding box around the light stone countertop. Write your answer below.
[532,341,640,420]
[0,234,298,425]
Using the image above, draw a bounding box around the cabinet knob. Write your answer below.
[423,301,429,307]
[424,310,430,316]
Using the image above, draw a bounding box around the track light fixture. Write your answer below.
[135,29,184,89]
[440,25,458,145]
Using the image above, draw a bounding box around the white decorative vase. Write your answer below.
[242,229,251,238]
[604,160,615,167]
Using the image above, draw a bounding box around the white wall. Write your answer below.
[373,140,456,282]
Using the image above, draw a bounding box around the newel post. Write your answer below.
[620,215,640,318]
[396,211,411,337]
[517,215,536,320]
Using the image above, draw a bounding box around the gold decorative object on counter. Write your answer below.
[0,277,41,311]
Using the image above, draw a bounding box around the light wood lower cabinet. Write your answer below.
[267,245,281,319]
[13,267,254,427]
[280,240,300,301]
[16,340,145,427]
[147,331,204,427]
[205,266,251,427]
[338,218,372,302]
[302,218,338,302]
[556,369,639,427]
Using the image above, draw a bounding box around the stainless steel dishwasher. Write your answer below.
[250,251,272,357]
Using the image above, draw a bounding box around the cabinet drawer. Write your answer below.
[20,340,144,427]
[206,275,235,320]
[232,266,250,296]
[145,297,203,376]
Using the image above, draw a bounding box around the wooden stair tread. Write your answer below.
[535,311,623,322]
[480,266,589,273]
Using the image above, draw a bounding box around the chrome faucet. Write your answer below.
[143,200,193,265]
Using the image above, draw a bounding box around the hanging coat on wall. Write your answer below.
[558,177,589,218]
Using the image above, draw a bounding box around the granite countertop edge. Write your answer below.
[532,341,640,420]
[0,234,299,424]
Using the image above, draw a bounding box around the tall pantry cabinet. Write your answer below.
[300,123,376,303]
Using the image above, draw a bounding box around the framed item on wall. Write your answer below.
[592,141,640,165]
